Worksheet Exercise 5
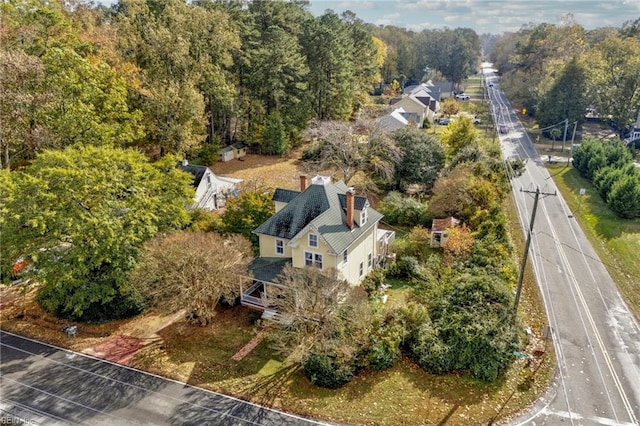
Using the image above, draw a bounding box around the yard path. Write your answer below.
[231,326,272,361]
[81,310,186,366]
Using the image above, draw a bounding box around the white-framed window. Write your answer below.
[360,208,368,225]
[275,239,284,255]
[305,251,323,269]
[343,250,348,264]
[359,262,364,277]
[308,233,318,248]
[368,252,372,268]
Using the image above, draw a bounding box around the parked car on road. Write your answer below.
[499,124,508,134]
[455,93,470,100]
[438,118,452,125]
[473,118,482,125]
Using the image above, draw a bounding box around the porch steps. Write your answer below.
[261,309,292,325]
[261,309,280,321]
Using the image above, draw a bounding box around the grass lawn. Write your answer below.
[127,195,554,426]
[0,136,555,426]
[129,300,554,426]
[546,164,640,318]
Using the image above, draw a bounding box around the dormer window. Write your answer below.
[360,208,368,226]
[309,233,318,248]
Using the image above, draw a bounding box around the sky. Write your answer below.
[306,0,640,34]
[94,1,640,34]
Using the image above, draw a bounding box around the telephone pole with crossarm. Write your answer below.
[514,186,557,312]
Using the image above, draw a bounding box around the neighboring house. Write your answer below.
[377,107,410,130]
[424,80,454,100]
[430,217,460,248]
[391,83,442,124]
[219,143,247,162]
[389,96,431,126]
[242,175,395,313]
[177,160,242,211]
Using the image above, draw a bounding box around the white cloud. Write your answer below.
[336,1,376,10]
[375,12,401,26]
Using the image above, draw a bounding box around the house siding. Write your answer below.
[337,225,377,284]
[291,230,336,271]
[391,98,426,126]
[194,170,215,210]
[259,234,292,258]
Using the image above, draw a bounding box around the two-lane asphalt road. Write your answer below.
[0,330,329,425]
[484,64,640,426]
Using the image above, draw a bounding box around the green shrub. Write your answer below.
[366,316,404,371]
[190,139,220,166]
[301,142,323,162]
[361,269,386,299]
[367,337,401,371]
[573,138,632,180]
[427,273,520,382]
[378,192,431,227]
[37,284,143,323]
[388,255,422,279]
[302,352,356,389]
[404,320,454,374]
[607,173,640,219]
[188,209,224,232]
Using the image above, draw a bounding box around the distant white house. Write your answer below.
[219,143,247,162]
[177,160,242,210]
[377,107,410,130]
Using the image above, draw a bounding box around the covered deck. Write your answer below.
[240,257,290,311]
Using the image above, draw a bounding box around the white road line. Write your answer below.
[540,198,623,423]
[551,185,640,423]
[502,105,576,423]
[499,90,639,425]
[541,408,637,426]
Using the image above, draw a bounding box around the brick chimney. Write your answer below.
[300,175,308,191]
[346,188,355,230]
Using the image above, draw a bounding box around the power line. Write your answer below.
[514,186,557,312]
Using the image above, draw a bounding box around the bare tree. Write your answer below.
[129,231,253,326]
[267,265,371,360]
[304,119,400,185]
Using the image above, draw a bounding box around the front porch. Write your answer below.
[240,257,290,313]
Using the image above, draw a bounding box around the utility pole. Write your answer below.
[568,121,578,165]
[561,119,569,152]
[514,186,557,312]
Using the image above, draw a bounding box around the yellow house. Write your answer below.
[241,175,394,312]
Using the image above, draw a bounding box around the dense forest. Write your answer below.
[484,16,640,139]
[0,0,481,168]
